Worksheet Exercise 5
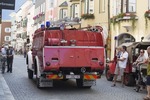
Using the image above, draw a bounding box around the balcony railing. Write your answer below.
[110,13,138,30]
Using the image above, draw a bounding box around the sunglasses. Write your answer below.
[140,52,144,53]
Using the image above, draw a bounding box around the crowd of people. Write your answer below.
[111,45,150,100]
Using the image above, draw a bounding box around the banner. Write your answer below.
[0,0,15,10]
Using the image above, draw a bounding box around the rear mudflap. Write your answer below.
[39,77,53,87]
[83,80,96,86]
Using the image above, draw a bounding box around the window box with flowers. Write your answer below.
[144,10,150,28]
[33,12,45,20]
[81,14,95,20]
[110,13,138,30]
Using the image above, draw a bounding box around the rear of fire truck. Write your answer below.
[26,23,105,88]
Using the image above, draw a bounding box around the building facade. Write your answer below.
[110,0,150,59]
[27,4,35,43]
[45,0,59,22]
[9,12,17,48]
[0,21,11,46]
[34,0,46,29]
[10,0,33,51]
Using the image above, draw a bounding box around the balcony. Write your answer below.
[111,13,138,30]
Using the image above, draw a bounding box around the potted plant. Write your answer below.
[81,14,95,20]
[110,13,138,30]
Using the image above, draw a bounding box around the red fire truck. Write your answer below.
[26,22,105,88]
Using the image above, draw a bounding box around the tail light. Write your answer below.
[99,62,104,66]
[46,62,51,66]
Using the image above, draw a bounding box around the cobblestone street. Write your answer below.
[1,55,146,100]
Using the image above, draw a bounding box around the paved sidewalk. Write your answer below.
[0,73,15,100]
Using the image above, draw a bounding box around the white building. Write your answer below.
[27,4,35,43]
[9,12,17,48]
[10,0,33,51]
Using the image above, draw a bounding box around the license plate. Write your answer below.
[66,75,80,79]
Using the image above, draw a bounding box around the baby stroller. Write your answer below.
[134,64,147,92]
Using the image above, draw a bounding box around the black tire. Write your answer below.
[76,79,91,88]
[124,74,135,86]
[28,69,33,79]
[106,69,114,81]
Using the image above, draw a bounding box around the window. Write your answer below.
[116,0,121,15]
[49,0,54,8]
[99,0,105,13]
[32,0,35,4]
[40,3,45,12]
[5,36,10,41]
[84,0,94,14]
[113,0,136,16]
[70,3,80,18]
[5,27,11,33]
[128,0,136,12]
[60,9,68,19]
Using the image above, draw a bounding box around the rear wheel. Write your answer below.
[106,69,114,81]
[124,74,135,86]
[28,69,33,79]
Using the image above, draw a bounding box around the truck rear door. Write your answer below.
[75,48,90,67]
[59,48,75,67]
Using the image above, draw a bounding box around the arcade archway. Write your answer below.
[117,33,135,46]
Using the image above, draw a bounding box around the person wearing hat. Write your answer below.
[6,45,14,73]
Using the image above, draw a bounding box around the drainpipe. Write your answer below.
[121,0,123,13]
[126,0,129,13]
[107,0,111,59]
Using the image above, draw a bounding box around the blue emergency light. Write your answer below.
[46,21,50,28]
[41,24,45,29]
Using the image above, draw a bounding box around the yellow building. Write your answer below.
[58,0,108,27]
[58,0,81,20]
[110,0,150,59]
[81,0,108,28]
